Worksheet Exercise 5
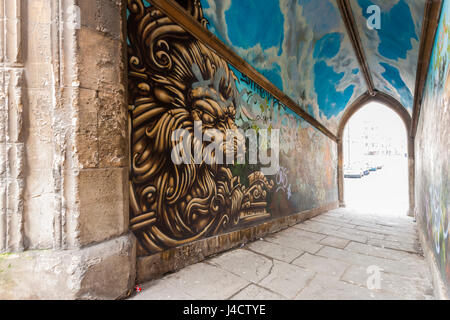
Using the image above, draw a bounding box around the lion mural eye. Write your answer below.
[202,112,215,125]
[127,0,274,256]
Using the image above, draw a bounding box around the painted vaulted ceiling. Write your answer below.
[351,0,426,112]
[136,0,427,134]
[196,0,426,133]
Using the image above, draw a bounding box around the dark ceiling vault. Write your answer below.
[150,0,442,140]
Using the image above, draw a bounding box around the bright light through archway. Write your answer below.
[343,102,408,217]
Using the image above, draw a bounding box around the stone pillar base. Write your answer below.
[0,234,136,300]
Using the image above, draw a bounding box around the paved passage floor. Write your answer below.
[130,208,434,300]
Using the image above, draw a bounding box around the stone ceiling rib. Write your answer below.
[336,0,375,96]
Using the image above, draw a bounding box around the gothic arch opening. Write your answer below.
[337,92,415,217]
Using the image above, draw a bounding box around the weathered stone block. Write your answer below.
[76,88,99,168]
[77,168,129,246]
[79,0,122,39]
[77,234,136,299]
[23,190,55,250]
[78,27,123,92]
[0,234,136,300]
[26,62,53,89]
[97,90,127,168]
[27,21,52,64]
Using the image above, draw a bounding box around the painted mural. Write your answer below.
[127,0,338,256]
[416,0,450,291]
[351,0,426,112]
[199,0,367,134]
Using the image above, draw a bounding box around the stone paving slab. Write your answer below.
[322,211,346,219]
[295,274,401,300]
[385,234,419,244]
[295,220,340,234]
[265,232,323,254]
[246,240,304,263]
[316,246,426,279]
[132,279,195,300]
[319,236,350,249]
[367,238,421,254]
[327,229,368,243]
[258,260,315,299]
[356,225,416,238]
[132,262,249,300]
[342,265,434,300]
[208,249,273,283]
[345,241,411,261]
[338,226,385,240]
[292,253,350,277]
[311,216,354,228]
[295,222,370,243]
[282,228,328,242]
[230,284,285,300]
[131,208,434,300]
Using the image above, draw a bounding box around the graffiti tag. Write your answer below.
[276,166,292,200]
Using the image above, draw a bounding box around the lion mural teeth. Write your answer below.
[127,0,274,255]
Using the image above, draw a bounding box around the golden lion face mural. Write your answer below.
[127,0,273,255]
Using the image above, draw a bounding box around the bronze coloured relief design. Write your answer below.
[127,0,274,255]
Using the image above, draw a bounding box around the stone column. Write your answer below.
[408,136,415,217]
[0,0,135,300]
[0,0,24,254]
[337,139,345,208]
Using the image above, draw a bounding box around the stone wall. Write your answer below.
[0,0,135,299]
[415,0,450,298]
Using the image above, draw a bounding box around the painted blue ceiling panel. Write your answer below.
[351,0,426,112]
[200,0,368,133]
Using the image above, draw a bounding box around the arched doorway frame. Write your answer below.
[337,91,415,216]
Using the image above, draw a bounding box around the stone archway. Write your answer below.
[337,91,415,216]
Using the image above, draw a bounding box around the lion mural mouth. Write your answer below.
[127,0,273,255]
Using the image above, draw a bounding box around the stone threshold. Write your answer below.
[135,201,339,284]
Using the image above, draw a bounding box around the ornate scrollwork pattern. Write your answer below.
[128,0,273,255]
